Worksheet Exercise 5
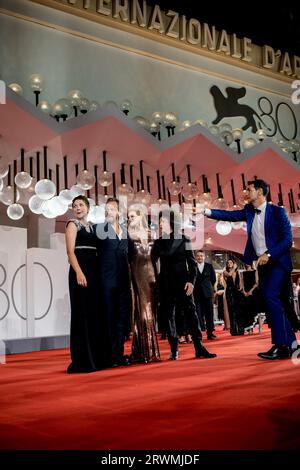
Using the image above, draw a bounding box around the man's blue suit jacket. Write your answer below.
[209,203,293,273]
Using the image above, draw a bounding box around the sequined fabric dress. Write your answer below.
[130,238,160,363]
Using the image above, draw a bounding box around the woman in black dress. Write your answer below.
[223,259,243,336]
[240,264,260,331]
[65,195,106,373]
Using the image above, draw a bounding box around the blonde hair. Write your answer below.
[128,205,149,230]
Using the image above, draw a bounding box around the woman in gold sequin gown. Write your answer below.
[128,207,160,363]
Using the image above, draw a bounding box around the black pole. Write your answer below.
[290,189,296,213]
[231,179,236,206]
[48,169,52,181]
[241,173,246,190]
[75,164,79,177]
[112,172,116,197]
[121,164,125,184]
[94,166,98,205]
[43,146,48,179]
[7,165,11,186]
[146,176,151,193]
[161,175,166,201]
[202,175,207,192]
[156,170,162,200]
[187,164,192,183]
[129,165,134,188]
[177,176,182,205]
[136,179,140,192]
[278,183,283,206]
[63,156,68,189]
[171,163,176,181]
[205,176,210,193]
[139,160,145,190]
[13,160,17,181]
[36,151,40,182]
[167,189,171,206]
[216,173,223,198]
[34,90,40,107]
[13,162,17,203]
[83,149,87,170]
[102,150,107,171]
[20,148,25,172]
[56,164,60,195]
[29,157,34,177]
[288,192,293,213]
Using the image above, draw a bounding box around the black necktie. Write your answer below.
[254,208,261,214]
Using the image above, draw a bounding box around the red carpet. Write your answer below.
[0,327,300,450]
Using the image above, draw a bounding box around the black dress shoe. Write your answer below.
[169,351,179,360]
[257,345,290,360]
[207,334,216,340]
[195,346,217,358]
[111,355,132,367]
[120,356,132,366]
[257,345,277,357]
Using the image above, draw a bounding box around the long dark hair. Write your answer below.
[159,209,181,234]
[72,195,90,209]
[225,259,236,272]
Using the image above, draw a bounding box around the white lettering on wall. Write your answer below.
[293,56,300,78]
[231,33,242,59]
[96,0,111,16]
[202,23,216,50]
[52,1,300,78]
[242,37,252,62]
[148,5,165,34]
[112,0,129,22]
[165,10,179,39]
[291,80,300,104]
[280,52,293,75]
[263,45,275,68]
[216,30,230,55]
[131,0,147,27]
[187,18,201,45]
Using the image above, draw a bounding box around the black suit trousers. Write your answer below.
[195,296,215,335]
[160,284,203,354]
[102,284,131,362]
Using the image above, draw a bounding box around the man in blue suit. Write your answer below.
[203,179,297,360]
[95,198,133,367]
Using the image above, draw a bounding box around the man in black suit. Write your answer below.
[95,198,133,367]
[194,250,217,340]
[152,210,216,361]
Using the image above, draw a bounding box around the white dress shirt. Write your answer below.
[205,203,268,256]
[251,201,267,256]
[197,262,205,274]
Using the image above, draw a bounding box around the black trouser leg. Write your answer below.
[202,297,215,336]
[181,293,203,355]
[161,294,178,354]
[195,301,206,331]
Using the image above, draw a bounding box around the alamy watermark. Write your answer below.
[95,198,205,250]
[0,339,6,364]
[0,80,6,104]
[291,80,300,105]
[291,340,300,365]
